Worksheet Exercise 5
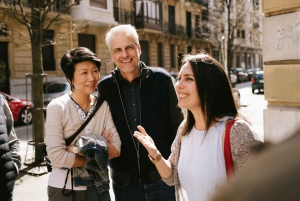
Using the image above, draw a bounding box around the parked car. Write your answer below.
[43,81,72,105]
[0,91,33,125]
[231,68,248,83]
[230,72,238,85]
[232,88,240,108]
[245,69,254,81]
[246,68,262,81]
[252,71,264,94]
[43,81,98,106]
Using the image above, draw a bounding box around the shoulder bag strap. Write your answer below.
[64,97,104,145]
[224,118,237,177]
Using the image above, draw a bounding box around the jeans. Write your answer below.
[113,179,175,201]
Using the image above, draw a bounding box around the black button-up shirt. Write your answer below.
[119,75,141,137]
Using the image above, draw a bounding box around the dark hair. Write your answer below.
[180,53,238,136]
[60,47,101,84]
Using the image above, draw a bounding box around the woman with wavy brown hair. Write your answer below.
[134,53,261,201]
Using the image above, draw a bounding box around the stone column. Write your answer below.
[262,1,300,143]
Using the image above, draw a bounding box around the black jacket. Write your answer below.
[0,95,20,200]
[98,62,183,183]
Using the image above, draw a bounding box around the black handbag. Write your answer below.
[42,98,104,172]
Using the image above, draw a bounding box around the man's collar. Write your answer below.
[112,61,150,83]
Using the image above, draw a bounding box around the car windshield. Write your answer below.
[254,72,264,79]
[44,83,67,93]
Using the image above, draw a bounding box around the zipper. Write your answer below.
[112,73,142,183]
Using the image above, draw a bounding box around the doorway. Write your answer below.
[0,42,10,94]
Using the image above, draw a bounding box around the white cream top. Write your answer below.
[178,120,227,201]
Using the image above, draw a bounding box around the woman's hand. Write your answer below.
[134,125,160,159]
[102,129,114,144]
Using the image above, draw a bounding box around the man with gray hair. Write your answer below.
[98,24,183,201]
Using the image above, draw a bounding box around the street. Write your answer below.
[13,80,266,201]
[235,81,266,141]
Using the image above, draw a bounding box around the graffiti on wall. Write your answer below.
[263,12,300,61]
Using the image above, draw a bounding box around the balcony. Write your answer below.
[135,15,162,31]
[192,0,208,7]
[71,0,117,26]
[6,0,71,14]
[134,1,162,31]
[113,7,134,25]
[164,23,186,37]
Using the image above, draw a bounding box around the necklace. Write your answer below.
[82,97,92,112]
[70,94,92,111]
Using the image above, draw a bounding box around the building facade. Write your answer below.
[262,0,300,143]
[0,0,262,99]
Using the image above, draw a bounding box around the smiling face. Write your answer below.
[175,62,201,112]
[71,60,100,96]
[109,32,142,81]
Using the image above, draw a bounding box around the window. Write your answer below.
[221,24,225,34]
[236,55,240,67]
[212,50,220,62]
[42,30,55,71]
[202,9,209,21]
[140,40,149,66]
[168,5,175,34]
[187,46,192,54]
[178,53,183,69]
[237,29,240,38]
[241,30,245,39]
[0,23,7,36]
[78,34,96,53]
[204,48,209,54]
[186,11,192,38]
[170,44,175,68]
[145,1,160,24]
[157,43,163,67]
[90,0,107,9]
[195,15,201,38]
[135,1,161,26]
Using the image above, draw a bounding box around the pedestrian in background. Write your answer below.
[98,24,183,201]
[46,47,121,201]
[134,53,261,201]
[0,94,21,201]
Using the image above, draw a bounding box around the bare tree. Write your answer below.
[197,0,262,76]
[0,0,79,163]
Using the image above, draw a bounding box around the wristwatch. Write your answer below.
[148,152,162,164]
[72,146,79,154]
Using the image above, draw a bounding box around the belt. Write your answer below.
[110,169,161,184]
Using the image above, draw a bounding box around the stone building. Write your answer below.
[262,0,300,142]
[0,0,262,99]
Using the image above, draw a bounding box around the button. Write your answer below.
[133,103,135,106]
[134,119,137,121]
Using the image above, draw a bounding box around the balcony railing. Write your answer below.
[114,7,134,24]
[135,15,162,31]
[192,0,208,7]
[13,0,71,13]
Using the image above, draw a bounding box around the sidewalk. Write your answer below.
[14,141,49,201]
[14,141,115,201]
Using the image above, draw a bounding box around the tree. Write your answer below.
[0,0,79,163]
[199,0,263,76]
